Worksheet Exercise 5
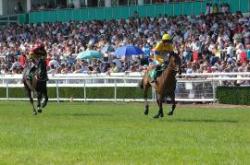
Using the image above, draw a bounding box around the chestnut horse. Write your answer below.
[139,54,181,118]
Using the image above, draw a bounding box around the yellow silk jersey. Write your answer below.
[152,41,174,64]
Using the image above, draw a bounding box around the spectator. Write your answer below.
[0,11,249,77]
[14,1,24,13]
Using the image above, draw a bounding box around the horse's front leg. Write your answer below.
[144,85,149,115]
[168,92,176,116]
[153,94,164,118]
[26,80,35,92]
[40,82,48,108]
[29,91,37,115]
[42,91,48,108]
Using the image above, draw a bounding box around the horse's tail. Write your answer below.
[138,79,144,89]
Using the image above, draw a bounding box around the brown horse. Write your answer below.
[139,54,181,118]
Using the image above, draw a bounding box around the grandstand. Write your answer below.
[0,0,249,103]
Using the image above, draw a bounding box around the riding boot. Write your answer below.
[151,74,157,83]
[39,71,48,81]
[38,59,48,81]
[42,71,49,81]
[151,66,160,83]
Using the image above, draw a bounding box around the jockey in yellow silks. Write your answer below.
[150,33,175,83]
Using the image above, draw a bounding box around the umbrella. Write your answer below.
[115,45,144,57]
[76,50,102,59]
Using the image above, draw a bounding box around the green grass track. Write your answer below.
[0,101,249,165]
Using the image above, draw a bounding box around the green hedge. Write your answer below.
[0,87,149,99]
[216,86,250,105]
[3,86,249,104]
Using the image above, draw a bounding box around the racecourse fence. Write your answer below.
[0,72,250,103]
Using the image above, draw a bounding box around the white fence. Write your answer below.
[0,72,250,103]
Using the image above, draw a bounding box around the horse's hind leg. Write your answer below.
[168,92,176,116]
[144,103,149,115]
[42,94,48,108]
[42,88,48,108]
[143,84,150,115]
[37,91,42,113]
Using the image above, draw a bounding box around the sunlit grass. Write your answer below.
[0,102,249,164]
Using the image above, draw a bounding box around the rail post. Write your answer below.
[114,79,117,102]
[6,81,9,100]
[212,74,216,103]
[56,80,59,103]
[84,79,86,102]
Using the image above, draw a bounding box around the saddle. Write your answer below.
[23,62,48,82]
[148,64,166,80]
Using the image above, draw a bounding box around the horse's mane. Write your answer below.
[159,55,179,88]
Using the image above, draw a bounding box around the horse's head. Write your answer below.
[168,53,182,75]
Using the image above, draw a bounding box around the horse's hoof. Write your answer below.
[144,105,149,115]
[153,113,163,118]
[153,115,159,119]
[168,112,173,116]
[38,109,42,113]
[42,102,47,108]
[33,112,37,115]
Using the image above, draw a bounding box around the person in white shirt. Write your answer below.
[226,42,235,57]
[48,56,60,68]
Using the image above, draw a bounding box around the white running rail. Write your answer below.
[0,72,249,103]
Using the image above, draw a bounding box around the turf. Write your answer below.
[0,101,249,165]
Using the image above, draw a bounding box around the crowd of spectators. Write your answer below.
[31,2,67,11]
[0,10,250,84]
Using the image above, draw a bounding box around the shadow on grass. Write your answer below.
[51,111,113,117]
[169,118,238,123]
[69,113,113,117]
[70,113,112,117]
